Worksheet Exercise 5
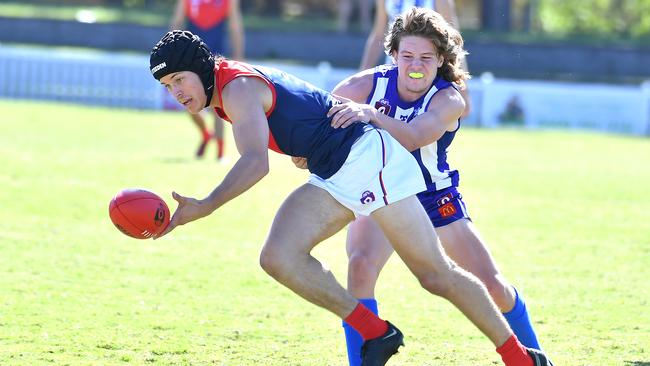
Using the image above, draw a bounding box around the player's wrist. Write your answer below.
[371,109,386,128]
[200,195,220,215]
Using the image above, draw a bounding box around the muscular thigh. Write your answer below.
[266,184,355,253]
[436,219,501,279]
[370,196,452,277]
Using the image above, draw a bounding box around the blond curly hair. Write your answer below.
[385,7,470,87]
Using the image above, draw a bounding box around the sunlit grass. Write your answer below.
[0,100,648,365]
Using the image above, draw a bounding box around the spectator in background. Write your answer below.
[170,0,245,160]
[360,0,471,118]
[499,95,525,126]
[338,0,372,33]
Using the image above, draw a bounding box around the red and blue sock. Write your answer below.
[342,299,380,366]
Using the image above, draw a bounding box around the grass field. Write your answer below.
[0,100,649,366]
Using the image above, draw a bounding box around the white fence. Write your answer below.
[0,44,161,109]
[1,44,649,136]
[472,74,650,136]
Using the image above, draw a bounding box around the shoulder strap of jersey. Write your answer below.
[421,76,458,112]
[366,64,397,104]
[214,59,276,121]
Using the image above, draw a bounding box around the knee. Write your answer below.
[348,252,381,286]
[259,241,291,280]
[482,275,514,309]
[417,271,455,298]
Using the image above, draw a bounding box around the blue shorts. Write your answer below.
[187,21,227,55]
[416,187,471,228]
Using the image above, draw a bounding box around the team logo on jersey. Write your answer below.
[436,193,454,207]
[374,99,392,116]
[360,191,376,204]
[438,202,457,218]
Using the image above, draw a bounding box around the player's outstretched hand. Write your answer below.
[153,191,211,239]
[328,102,375,129]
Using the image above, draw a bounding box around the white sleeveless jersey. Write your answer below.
[366,64,460,192]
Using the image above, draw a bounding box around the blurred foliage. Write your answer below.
[538,0,650,38]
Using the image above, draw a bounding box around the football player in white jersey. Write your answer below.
[360,0,471,117]
[327,7,547,366]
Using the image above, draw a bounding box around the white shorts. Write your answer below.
[308,127,426,216]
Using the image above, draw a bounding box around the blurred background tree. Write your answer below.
[538,0,650,38]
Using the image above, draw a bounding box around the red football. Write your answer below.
[109,189,170,239]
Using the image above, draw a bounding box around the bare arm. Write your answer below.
[155,76,271,238]
[328,88,465,152]
[203,77,270,207]
[359,0,389,70]
[169,0,185,30]
[228,0,245,60]
[332,69,375,103]
[371,88,464,150]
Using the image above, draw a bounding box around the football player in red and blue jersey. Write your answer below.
[148,30,552,366]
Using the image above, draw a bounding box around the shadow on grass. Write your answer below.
[625,362,650,366]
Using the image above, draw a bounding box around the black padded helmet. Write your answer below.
[150,30,215,108]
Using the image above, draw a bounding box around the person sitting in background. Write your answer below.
[170,0,244,160]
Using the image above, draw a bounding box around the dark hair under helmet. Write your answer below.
[150,30,215,108]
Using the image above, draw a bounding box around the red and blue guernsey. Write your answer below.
[184,0,229,30]
[366,64,460,193]
[213,59,366,179]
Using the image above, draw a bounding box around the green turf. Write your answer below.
[0,100,648,365]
